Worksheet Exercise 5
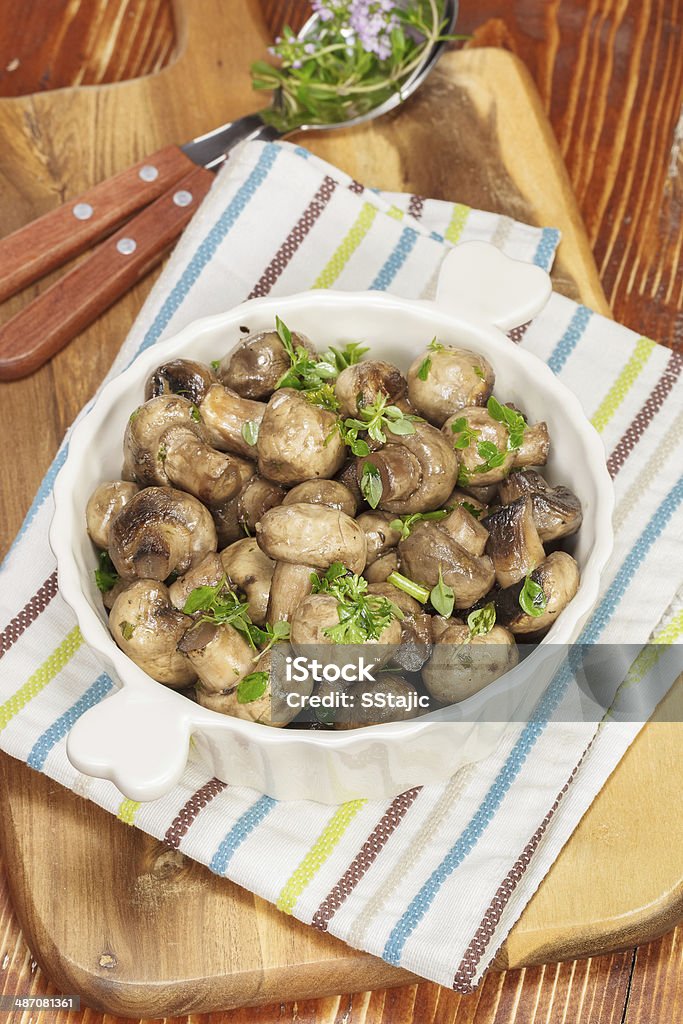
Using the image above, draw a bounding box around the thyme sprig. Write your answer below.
[311,561,403,643]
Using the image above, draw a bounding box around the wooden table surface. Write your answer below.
[0,1,681,1022]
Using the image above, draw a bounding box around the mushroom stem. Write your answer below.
[199,384,266,459]
[266,562,316,624]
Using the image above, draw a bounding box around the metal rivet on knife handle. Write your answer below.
[173,190,193,207]
[73,203,94,221]
[139,165,159,182]
[116,238,137,255]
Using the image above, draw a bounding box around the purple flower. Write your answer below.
[348,0,398,58]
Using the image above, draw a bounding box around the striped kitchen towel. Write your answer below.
[0,140,681,992]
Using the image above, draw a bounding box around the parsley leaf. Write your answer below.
[325,341,369,372]
[461,501,481,519]
[237,671,269,704]
[311,563,403,644]
[430,566,455,618]
[360,462,383,508]
[95,551,119,593]
[519,575,548,617]
[119,620,135,640]
[450,417,479,450]
[190,404,201,423]
[467,602,496,637]
[417,357,431,381]
[487,396,527,451]
[210,359,221,372]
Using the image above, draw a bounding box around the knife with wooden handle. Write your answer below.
[0,113,279,381]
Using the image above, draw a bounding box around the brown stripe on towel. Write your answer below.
[408,194,425,220]
[0,570,58,659]
[311,787,421,931]
[607,351,682,477]
[248,175,338,298]
[163,777,228,849]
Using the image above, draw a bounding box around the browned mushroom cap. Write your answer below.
[123,394,245,505]
[220,537,275,626]
[512,421,550,468]
[86,481,139,550]
[109,486,217,581]
[492,551,580,635]
[144,359,218,405]
[458,481,499,505]
[333,674,425,729]
[334,360,407,418]
[407,346,495,426]
[337,459,364,508]
[442,406,515,486]
[422,619,518,703]
[283,479,357,516]
[256,502,367,574]
[356,511,402,564]
[210,473,284,549]
[398,521,495,609]
[498,470,582,542]
[438,506,489,556]
[290,593,401,652]
[257,388,346,484]
[483,496,545,588]
[368,582,432,671]
[109,580,196,687]
[198,384,266,460]
[178,621,254,694]
[217,329,314,400]
[364,550,400,582]
[168,553,224,611]
[356,421,459,514]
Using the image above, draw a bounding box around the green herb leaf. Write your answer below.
[467,602,496,637]
[210,359,221,372]
[94,551,119,593]
[241,420,260,446]
[389,508,451,541]
[360,462,383,509]
[190,404,201,423]
[460,501,481,519]
[119,620,135,641]
[430,566,455,618]
[450,417,479,450]
[326,341,369,372]
[183,583,223,615]
[237,671,269,704]
[417,356,431,381]
[339,392,418,453]
[311,563,403,644]
[519,575,548,617]
[473,364,486,380]
[486,396,527,451]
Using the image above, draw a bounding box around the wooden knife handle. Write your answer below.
[0,144,197,304]
[0,165,214,381]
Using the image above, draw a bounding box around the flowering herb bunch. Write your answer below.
[251,0,461,134]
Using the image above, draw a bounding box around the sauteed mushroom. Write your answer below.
[398,520,495,609]
[512,422,550,469]
[109,580,196,686]
[145,359,217,405]
[442,406,515,486]
[334,360,407,417]
[367,582,432,671]
[483,496,546,588]
[123,394,245,505]
[196,651,312,727]
[168,553,224,611]
[422,617,518,703]
[86,481,139,549]
[217,329,314,400]
[356,511,402,564]
[257,388,346,484]
[220,537,275,626]
[109,486,217,581]
[290,593,401,650]
[356,421,458,513]
[439,505,489,556]
[178,621,253,694]
[256,502,367,622]
[407,345,495,426]
[198,384,266,460]
[364,550,400,582]
[498,470,582,542]
[491,551,580,634]
[283,479,357,516]
[211,473,283,548]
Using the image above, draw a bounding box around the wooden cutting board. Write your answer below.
[1,0,680,1015]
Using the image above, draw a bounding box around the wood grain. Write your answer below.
[0,2,681,1023]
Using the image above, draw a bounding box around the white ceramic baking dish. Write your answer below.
[51,242,614,803]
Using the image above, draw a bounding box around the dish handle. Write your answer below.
[434,240,552,331]
[66,685,193,802]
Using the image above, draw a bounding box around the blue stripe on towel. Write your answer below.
[27,673,114,771]
[209,795,278,874]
